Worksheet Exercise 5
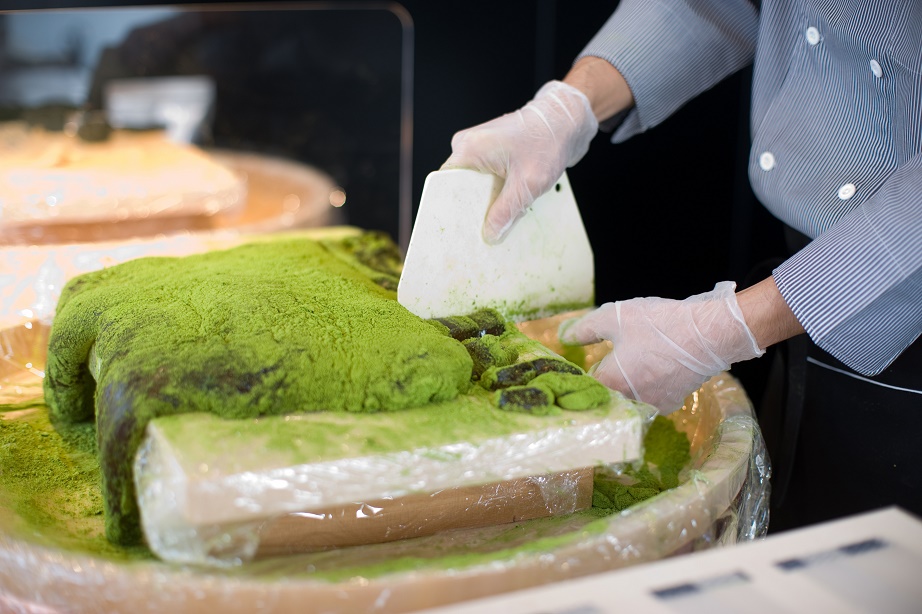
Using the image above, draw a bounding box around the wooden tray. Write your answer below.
[0,150,342,246]
[0,234,760,613]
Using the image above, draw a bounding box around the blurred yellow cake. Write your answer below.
[0,122,245,227]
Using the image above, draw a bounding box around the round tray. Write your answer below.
[0,149,341,246]
[0,363,764,613]
[0,225,767,613]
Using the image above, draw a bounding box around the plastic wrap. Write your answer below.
[0,234,770,614]
[0,376,769,613]
[134,394,648,568]
[0,147,340,247]
[0,124,246,228]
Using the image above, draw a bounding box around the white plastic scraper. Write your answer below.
[398,169,594,321]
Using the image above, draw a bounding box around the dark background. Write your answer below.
[0,0,787,398]
[411,0,785,306]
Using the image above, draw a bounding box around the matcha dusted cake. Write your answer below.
[43,231,646,553]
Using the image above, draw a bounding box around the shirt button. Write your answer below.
[805,27,821,45]
[870,59,883,78]
[759,151,776,171]
[838,183,856,200]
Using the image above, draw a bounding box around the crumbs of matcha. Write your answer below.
[0,405,690,578]
[319,230,404,291]
[0,405,151,561]
[592,415,691,512]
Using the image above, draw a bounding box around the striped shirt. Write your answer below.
[578,0,922,376]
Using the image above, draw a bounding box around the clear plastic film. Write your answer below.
[0,122,248,234]
[131,402,649,567]
[0,146,340,248]
[135,465,601,568]
[1,235,769,614]
[1,321,769,612]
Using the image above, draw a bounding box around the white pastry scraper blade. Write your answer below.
[398,169,594,322]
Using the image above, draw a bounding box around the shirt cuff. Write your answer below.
[576,0,758,143]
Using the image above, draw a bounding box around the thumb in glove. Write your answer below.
[441,80,598,244]
[558,281,765,413]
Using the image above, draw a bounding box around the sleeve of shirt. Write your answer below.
[577,0,759,142]
[773,154,922,376]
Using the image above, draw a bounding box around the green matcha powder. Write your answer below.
[1,232,691,571]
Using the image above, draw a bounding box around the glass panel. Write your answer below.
[0,4,412,247]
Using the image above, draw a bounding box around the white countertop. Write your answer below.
[423,506,922,614]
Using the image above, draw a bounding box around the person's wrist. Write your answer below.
[721,282,766,362]
[563,56,634,123]
[534,81,598,131]
[531,80,598,168]
[694,282,763,367]
[736,276,805,349]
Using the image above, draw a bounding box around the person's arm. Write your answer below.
[771,156,922,376]
[556,273,807,414]
[443,1,758,243]
[562,56,634,124]
[736,276,805,349]
[579,0,759,143]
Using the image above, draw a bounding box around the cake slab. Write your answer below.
[251,468,595,558]
[134,389,650,566]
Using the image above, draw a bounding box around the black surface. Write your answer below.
[766,340,922,533]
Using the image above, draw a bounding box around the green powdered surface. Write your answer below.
[42,234,477,545]
[0,403,152,561]
[493,384,558,416]
[46,234,473,420]
[463,334,519,379]
[149,388,620,473]
[40,232,613,547]
[531,372,611,411]
[0,397,690,578]
[591,415,692,512]
[11,230,688,581]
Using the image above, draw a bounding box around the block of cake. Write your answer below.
[0,122,245,228]
[42,230,651,566]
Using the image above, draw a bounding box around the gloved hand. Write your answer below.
[441,80,598,244]
[558,282,765,414]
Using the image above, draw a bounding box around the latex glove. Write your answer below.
[559,282,765,414]
[441,80,598,244]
